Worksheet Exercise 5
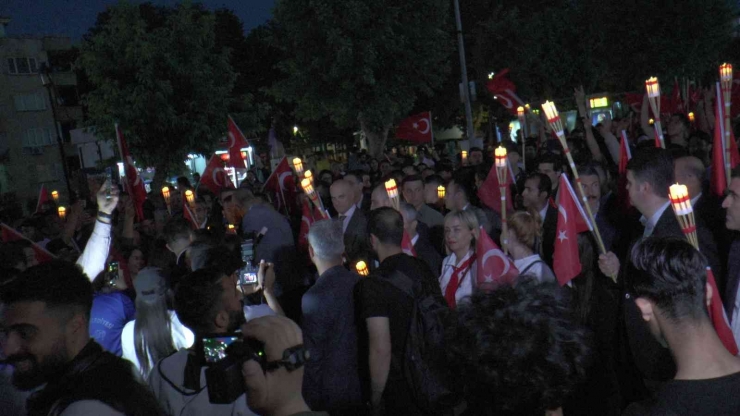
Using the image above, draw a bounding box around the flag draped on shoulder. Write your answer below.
[199,154,235,194]
[475,226,518,289]
[553,175,591,286]
[395,112,433,143]
[227,116,250,170]
[706,267,738,355]
[1,223,55,263]
[263,157,296,215]
[115,124,147,222]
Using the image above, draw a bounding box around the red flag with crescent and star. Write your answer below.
[711,85,740,197]
[1,223,56,263]
[227,115,250,170]
[486,69,524,115]
[263,157,296,215]
[395,112,433,143]
[199,154,235,194]
[475,226,518,290]
[35,184,50,214]
[115,124,147,222]
[706,267,739,355]
[477,160,514,215]
[553,174,592,286]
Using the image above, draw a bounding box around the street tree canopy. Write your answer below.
[271,0,454,157]
[78,2,236,180]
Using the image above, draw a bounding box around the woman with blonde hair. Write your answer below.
[508,210,555,283]
[440,209,480,308]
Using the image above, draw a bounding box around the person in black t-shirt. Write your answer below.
[354,207,444,416]
[623,237,740,416]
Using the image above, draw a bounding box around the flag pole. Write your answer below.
[430,111,435,145]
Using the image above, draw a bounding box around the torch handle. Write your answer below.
[500,186,508,255]
[725,112,732,186]
[565,152,608,255]
[653,121,665,149]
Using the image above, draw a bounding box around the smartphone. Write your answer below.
[107,261,119,286]
[105,167,113,199]
[239,241,257,285]
[201,334,241,365]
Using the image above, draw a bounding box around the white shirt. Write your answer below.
[733,300,740,348]
[640,201,671,238]
[514,254,555,283]
[411,233,419,246]
[339,204,356,233]
[76,220,112,282]
[439,251,475,305]
[539,203,549,224]
[121,311,195,378]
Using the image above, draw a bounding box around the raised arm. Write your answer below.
[76,181,118,281]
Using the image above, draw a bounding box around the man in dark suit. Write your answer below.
[722,167,740,343]
[302,219,363,413]
[344,170,372,213]
[331,179,368,265]
[521,173,557,267]
[400,202,442,275]
[598,148,721,402]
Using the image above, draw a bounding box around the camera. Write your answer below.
[239,240,258,285]
[201,333,266,404]
[107,261,119,287]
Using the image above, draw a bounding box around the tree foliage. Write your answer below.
[470,0,736,103]
[78,2,237,177]
[271,0,455,156]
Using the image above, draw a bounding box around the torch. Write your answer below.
[688,112,695,124]
[293,157,304,177]
[669,184,699,249]
[517,106,527,172]
[301,178,326,215]
[645,77,665,148]
[304,170,313,185]
[51,190,59,203]
[437,185,445,200]
[494,146,509,253]
[461,150,468,166]
[184,189,198,223]
[542,101,609,263]
[161,186,171,214]
[58,206,66,221]
[356,261,369,276]
[721,64,733,184]
[227,224,237,234]
[385,179,400,211]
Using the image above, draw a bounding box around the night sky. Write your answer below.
[0,0,275,41]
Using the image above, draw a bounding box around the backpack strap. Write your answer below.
[518,260,544,276]
[380,270,416,300]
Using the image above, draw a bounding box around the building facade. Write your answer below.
[0,17,82,214]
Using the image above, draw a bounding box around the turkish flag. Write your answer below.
[263,157,296,215]
[475,226,518,290]
[1,223,56,263]
[706,267,739,355]
[710,84,740,197]
[477,161,513,215]
[115,124,147,222]
[35,184,49,214]
[227,115,250,170]
[486,69,524,115]
[199,154,235,194]
[182,199,200,230]
[553,175,591,286]
[402,231,417,257]
[617,131,633,212]
[395,112,433,143]
[623,93,674,117]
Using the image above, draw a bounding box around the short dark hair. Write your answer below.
[526,173,552,198]
[446,279,591,414]
[401,174,423,187]
[451,168,478,203]
[731,165,740,180]
[626,237,708,322]
[163,218,192,246]
[343,170,364,184]
[537,153,562,172]
[672,113,690,132]
[368,207,404,247]
[174,268,227,334]
[626,147,674,198]
[0,260,93,321]
[424,174,444,187]
[469,146,483,154]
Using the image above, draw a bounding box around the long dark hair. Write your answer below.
[134,285,176,376]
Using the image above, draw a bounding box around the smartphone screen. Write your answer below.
[105,167,113,199]
[202,335,240,364]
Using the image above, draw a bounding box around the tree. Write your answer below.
[271,0,454,158]
[78,3,236,183]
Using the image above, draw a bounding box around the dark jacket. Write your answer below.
[413,233,443,276]
[542,204,559,267]
[302,265,363,412]
[724,237,740,315]
[26,340,165,416]
[343,209,369,264]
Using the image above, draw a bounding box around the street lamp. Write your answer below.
[39,63,72,197]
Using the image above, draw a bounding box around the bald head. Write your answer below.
[674,156,706,199]
[371,183,392,210]
[330,179,354,215]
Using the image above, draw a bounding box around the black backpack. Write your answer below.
[384,270,458,413]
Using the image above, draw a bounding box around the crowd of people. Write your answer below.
[2,86,740,416]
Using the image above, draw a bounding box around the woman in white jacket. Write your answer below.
[439,210,480,308]
[508,211,555,283]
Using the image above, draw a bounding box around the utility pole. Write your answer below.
[453,0,475,142]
